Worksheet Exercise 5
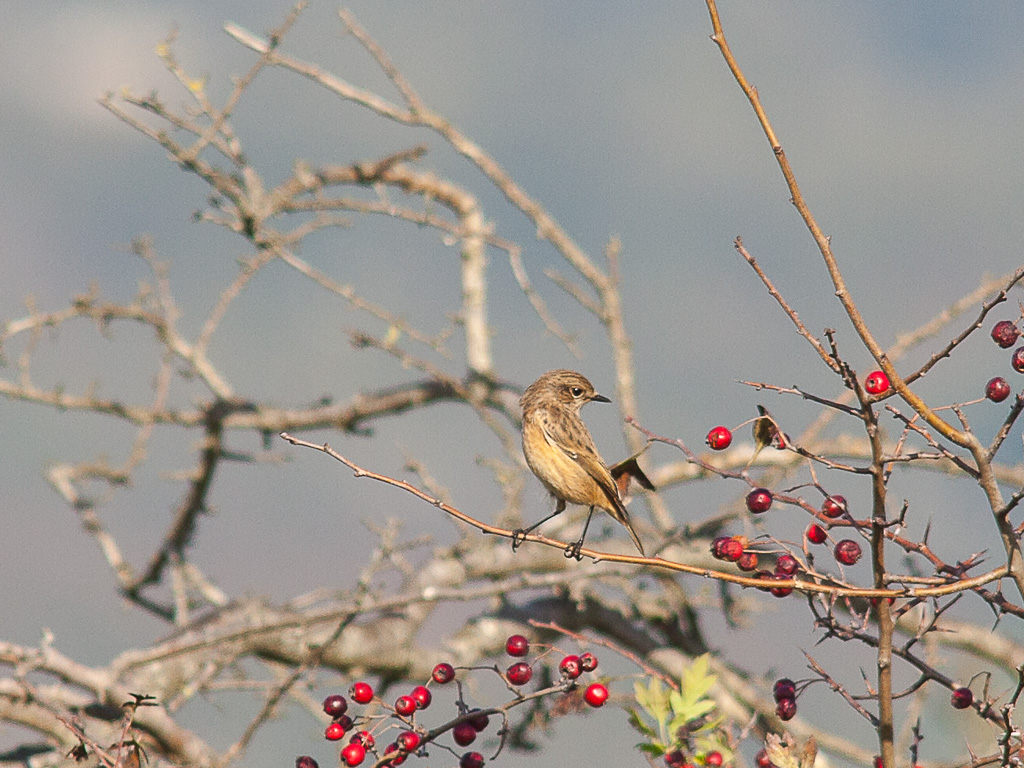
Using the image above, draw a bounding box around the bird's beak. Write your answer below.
[591,393,611,403]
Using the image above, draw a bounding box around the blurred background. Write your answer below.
[2,2,1023,766]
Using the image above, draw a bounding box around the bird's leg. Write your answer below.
[564,506,596,561]
[512,498,566,550]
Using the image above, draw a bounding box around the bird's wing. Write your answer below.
[539,417,623,510]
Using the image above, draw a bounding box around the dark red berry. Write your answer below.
[341,742,366,767]
[753,570,775,591]
[873,758,883,768]
[821,495,847,519]
[664,751,686,768]
[325,722,346,741]
[834,539,862,566]
[711,536,729,558]
[769,574,793,598]
[432,662,455,684]
[410,685,431,710]
[559,654,582,679]
[992,320,1020,348]
[776,696,797,721]
[986,376,1011,402]
[806,523,827,544]
[754,749,776,768]
[350,682,373,704]
[865,370,891,395]
[706,426,733,450]
[775,554,798,576]
[397,730,420,752]
[468,709,489,732]
[394,695,416,717]
[580,652,598,671]
[296,757,319,768]
[507,662,532,686]
[382,743,405,766]
[351,731,375,749]
[323,694,348,718]
[951,687,974,709]
[1013,347,1024,373]
[746,487,773,514]
[773,678,796,702]
[505,634,529,657]
[737,550,759,571]
[705,753,723,768]
[584,683,609,707]
[453,721,477,746]
[460,752,485,768]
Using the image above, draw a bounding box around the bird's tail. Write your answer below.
[611,497,645,556]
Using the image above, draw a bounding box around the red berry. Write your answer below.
[559,654,582,679]
[992,320,1020,348]
[864,370,890,395]
[460,753,485,768]
[754,749,776,768]
[383,743,406,766]
[776,696,797,720]
[453,721,477,746]
[505,634,529,657]
[350,682,374,704]
[769,574,793,598]
[737,550,759,571]
[1013,347,1024,373]
[873,758,883,768]
[394,695,416,717]
[432,662,455,684]
[341,742,366,767]
[584,682,609,707]
[705,753,723,768]
[506,661,532,686]
[773,678,796,702]
[719,537,744,562]
[664,751,686,768]
[986,376,1011,402]
[706,426,733,450]
[410,685,432,710]
[468,709,490,732]
[711,536,729,558]
[323,694,348,717]
[746,487,773,514]
[580,652,598,671]
[806,523,827,544]
[775,554,799,576]
[382,745,405,768]
[397,730,420,752]
[951,686,974,709]
[351,731,375,749]
[821,495,847,519]
[325,722,347,741]
[834,539,862,566]
[296,757,319,768]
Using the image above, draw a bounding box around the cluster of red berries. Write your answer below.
[987,320,1024,402]
[504,634,608,707]
[321,683,437,767]
[772,678,797,722]
[311,635,610,767]
[664,748,723,767]
[710,537,801,596]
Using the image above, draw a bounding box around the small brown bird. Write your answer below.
[518,369,650,559]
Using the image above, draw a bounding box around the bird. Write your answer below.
[517,369,652,559]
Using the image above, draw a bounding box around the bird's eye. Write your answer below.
[570,386,585,398]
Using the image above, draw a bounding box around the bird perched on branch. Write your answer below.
[517,369,653,559]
